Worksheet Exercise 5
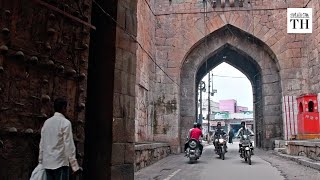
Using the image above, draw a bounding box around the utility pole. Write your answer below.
[200,87,203,124]
[199,81,206,124]
[209,73,218,143]
[207,71,211,143]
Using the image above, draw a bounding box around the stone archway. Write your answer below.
[180,24,283,149]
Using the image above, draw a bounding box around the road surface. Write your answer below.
[135,142,320,180]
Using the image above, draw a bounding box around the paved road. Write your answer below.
[135,142,285,180]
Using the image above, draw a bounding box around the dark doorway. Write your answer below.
[84,0,117,179]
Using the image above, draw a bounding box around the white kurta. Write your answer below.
[38,112,79,171]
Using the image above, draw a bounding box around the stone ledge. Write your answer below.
[284,140,320,160]
[287,140,320,147]
[135,142,171,172]
[273,151,320,171]
[274,140,287,148]
[135,142,170,150]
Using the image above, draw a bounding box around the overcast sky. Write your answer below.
[201,62,253,111]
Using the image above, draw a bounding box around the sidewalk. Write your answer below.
[273,149,320,171]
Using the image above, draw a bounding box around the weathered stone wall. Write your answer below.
[111,0,138,179]
[135,143,170,172]
[135,0,180,153]
[135,0,156,142]
[0,0,90,178]
[151,0,319,150]
[307,1,320,93]
[286,140,320,161]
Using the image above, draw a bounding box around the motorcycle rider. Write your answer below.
[184,123,197,153]
[187,123,197,140]
[213,122,227,152]
[189,123,204,155]
[236,121,254,156]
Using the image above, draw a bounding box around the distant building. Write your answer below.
[198,99,219,121]
[219,99,237,113]
[200,99,253,137]
[212,111,254,134]
[236,106,248,112]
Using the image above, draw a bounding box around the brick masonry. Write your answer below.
[1,0,320,179]
[286,140,320,161]
[134,142,170,172]
[112,0,138,179]
[137,0,320,151]
[135,0,156,143]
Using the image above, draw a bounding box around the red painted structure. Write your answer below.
[297,94,320,134]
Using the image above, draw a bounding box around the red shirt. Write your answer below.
[190,128,203,140]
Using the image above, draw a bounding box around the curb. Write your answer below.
[273,151,320,171]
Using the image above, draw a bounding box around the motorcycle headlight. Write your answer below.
[243,135,248,139]
[218,139,224,143]
[189,141,197,149]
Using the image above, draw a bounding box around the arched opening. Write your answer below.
[299,102,304,113]
[308,101,314,112]
[180,25,282,150]
[196,45,262,146]
[197,62,254,138]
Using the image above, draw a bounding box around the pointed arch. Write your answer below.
[180,24,282,150]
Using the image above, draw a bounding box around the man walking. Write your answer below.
[38,98,80,180]
[228,128,234,144]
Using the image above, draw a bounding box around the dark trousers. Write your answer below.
[46,166,69,180]
[199,143,203,155]
[184,142,188,151]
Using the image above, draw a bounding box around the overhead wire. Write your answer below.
[155,7,292,16]
[211,75,247,78]
[92,0,180,87]
[304,0,312,8]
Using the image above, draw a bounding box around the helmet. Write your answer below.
[193,122,197,128]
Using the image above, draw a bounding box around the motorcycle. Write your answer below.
[214,134,227,160]
[239,134,254,165]
[186,138,201,162]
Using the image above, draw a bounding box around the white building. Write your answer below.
[198,99,219,121]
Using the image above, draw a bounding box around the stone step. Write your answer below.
[274,148,286,154]
[274,151,320,171]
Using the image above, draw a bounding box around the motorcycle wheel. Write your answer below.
[244,151,247,162]
[246,151,251,165]
[221,148,225,160]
